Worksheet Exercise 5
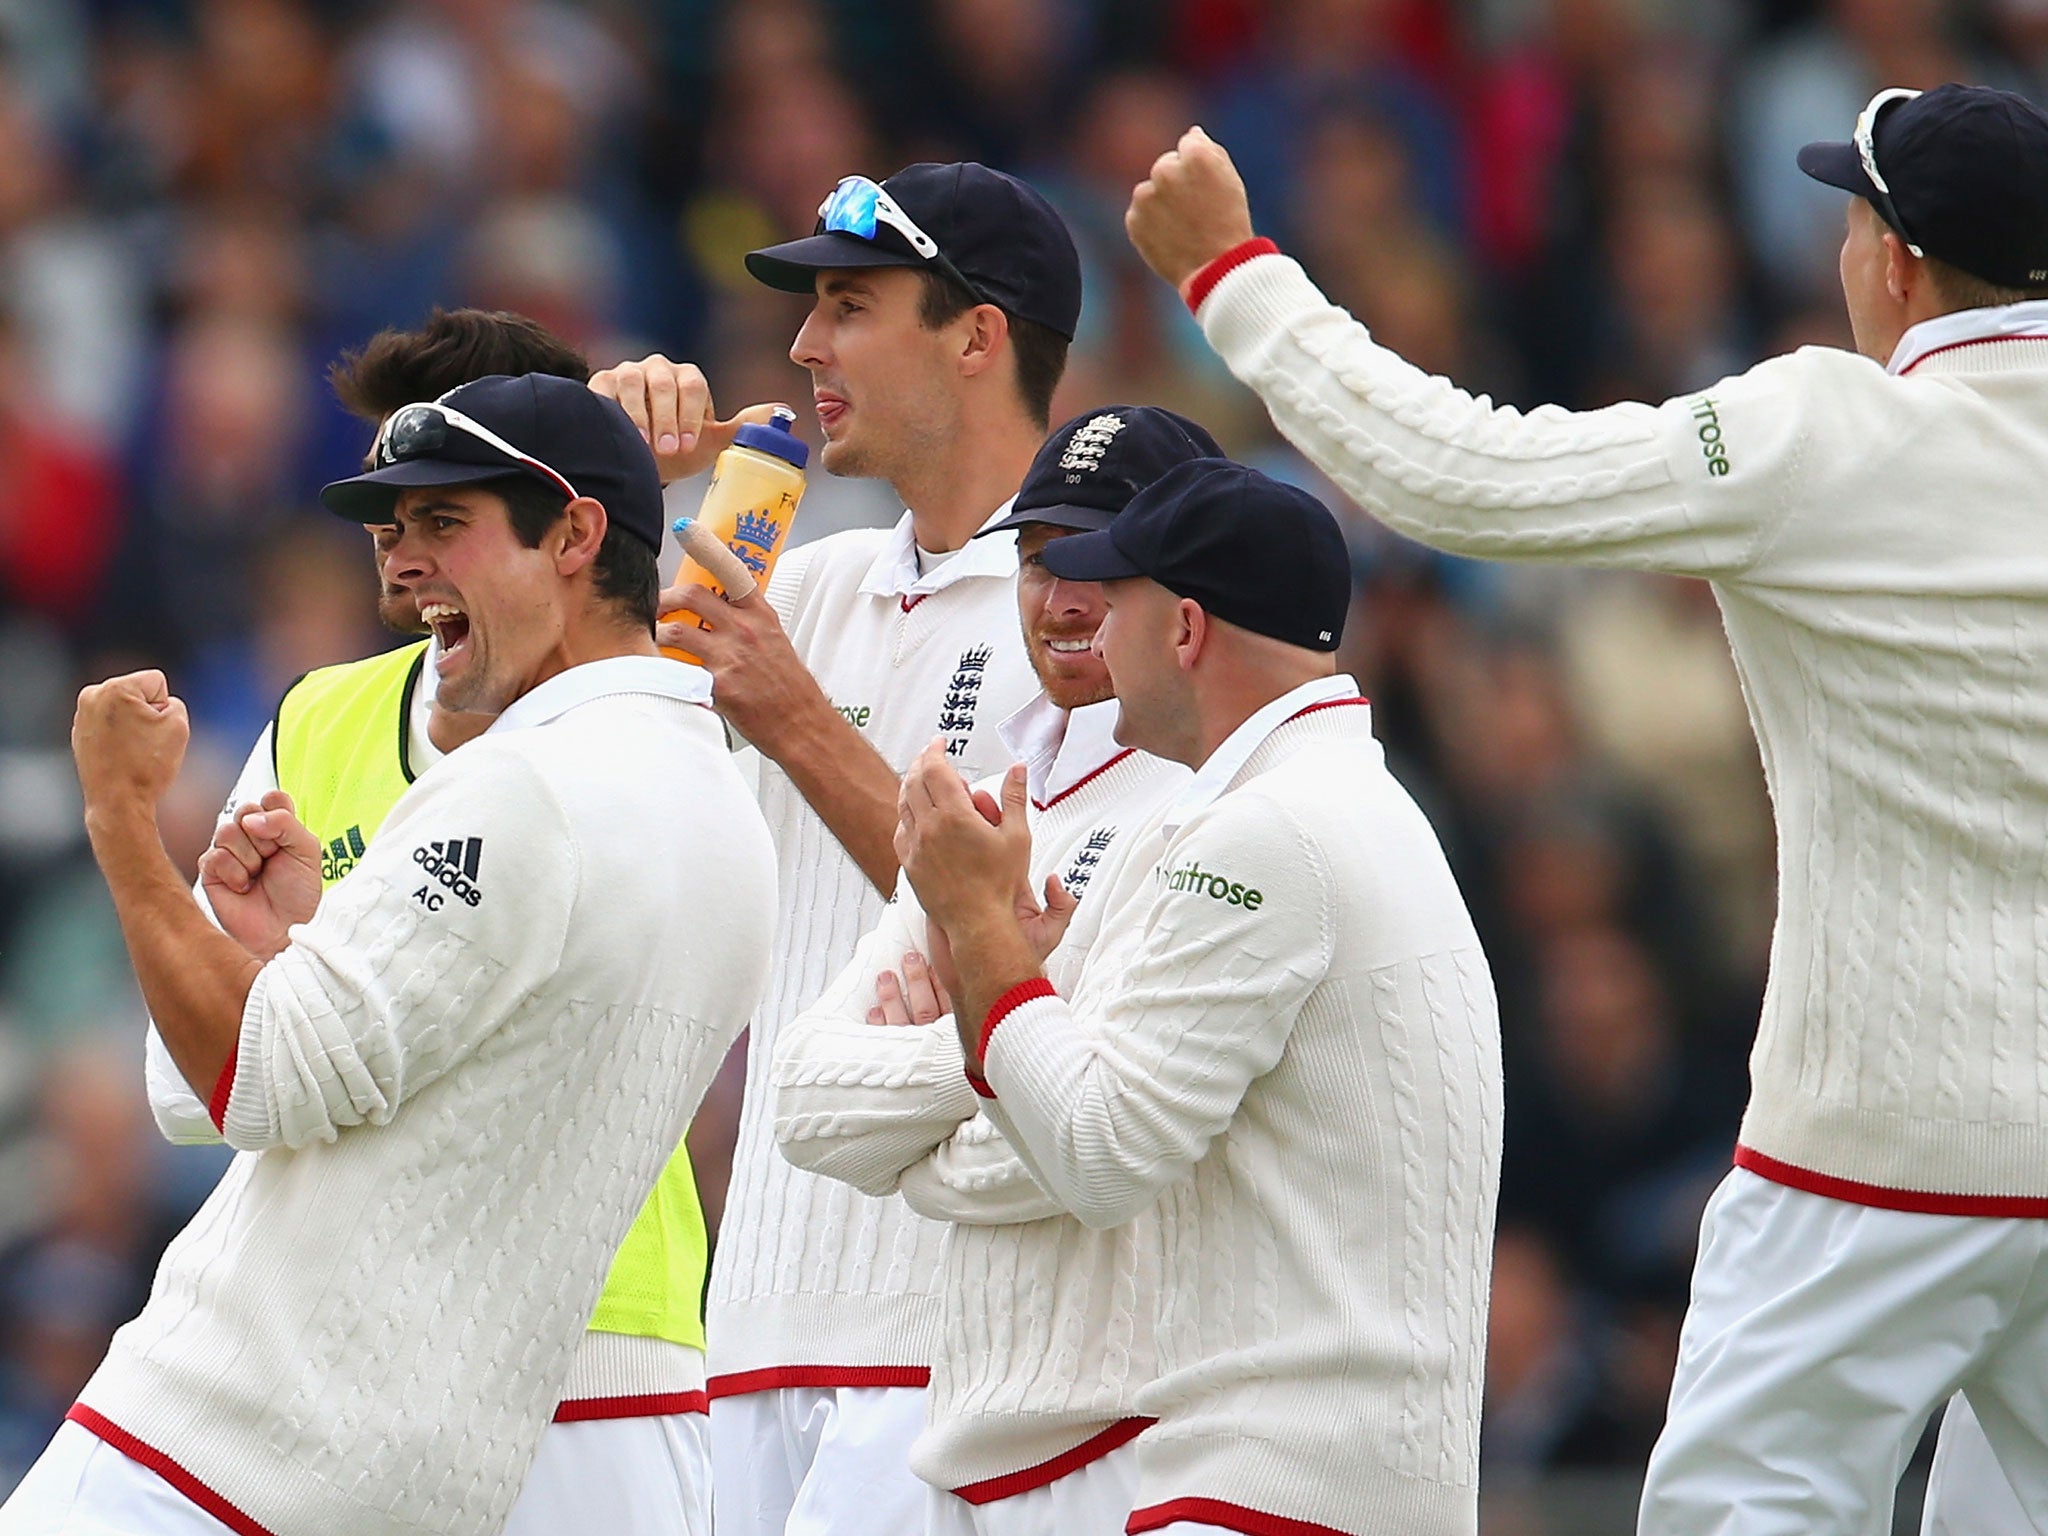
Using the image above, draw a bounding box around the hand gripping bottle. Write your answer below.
[660,405,808,665]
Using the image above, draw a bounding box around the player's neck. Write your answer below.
[898,411,1044,553]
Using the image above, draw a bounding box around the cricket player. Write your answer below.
[1124,85,2048,1536]
[139,308,774,1536]
[0,374,775,1536]
[773,405,1220,1534]
[895,458,1503,1536]
[599,161,1083,1536]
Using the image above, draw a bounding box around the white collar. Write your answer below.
[1161,674,1364,838]
[1887,300,2048,375]
[486,655,712,735]
[858,501,1020,601]
[997,694,1131,808]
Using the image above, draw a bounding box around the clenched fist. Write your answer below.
[72,670,190,817]
[1125,126,1257,301]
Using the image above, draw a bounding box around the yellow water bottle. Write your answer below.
[660,406,808,664]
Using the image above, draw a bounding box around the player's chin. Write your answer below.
[1036,665,1114,712]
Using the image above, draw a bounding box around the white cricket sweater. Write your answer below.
[980,684,1503,1536]
[707,510,1042,1392]
[773,696,1188,1494]
[140,647,709,1410]
[1201,251,2048,1211]
[76,659,775,1536]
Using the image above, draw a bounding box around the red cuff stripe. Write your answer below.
[553,1389,708,1422]
[978,978,1057,1062]
[707,1364,929,1400]
[1183,237,1281,315]
[954,1416,1153,1504]
[207,1055,236,1133]
[67,1405,279,1536]
[1734,1144,2048,1218]
[967,1071,997,1100]
[1128,1496,1357,1536]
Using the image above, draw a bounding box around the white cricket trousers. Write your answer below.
[1641,1168,2048,1536]
[0,1414,711,1535]
[925,1440,1140,1536]
[0,1422,236,1536]
[504,1412,711,1536]
[709,1385,929,1536]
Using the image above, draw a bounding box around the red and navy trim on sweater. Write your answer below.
[1735,1144,2048,1218]
[68,1405,279,1536]
[707,1364,930,1400]
[952,1416,1153,1504]
[1183,238,1282,315]
[1128,1495,1361,1536]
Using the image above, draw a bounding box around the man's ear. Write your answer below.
[956,303,1012,381]
[1883,229,1921,306]
[555,496,608,575]
[1175,597,1209,673]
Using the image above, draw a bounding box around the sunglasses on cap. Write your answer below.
[816,175,989,304]
[1855,87,1926,258]
[372,400,582,503]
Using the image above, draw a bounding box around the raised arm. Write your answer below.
[1128,128,1800,580]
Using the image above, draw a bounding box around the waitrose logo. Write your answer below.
[1162,859,1264,910]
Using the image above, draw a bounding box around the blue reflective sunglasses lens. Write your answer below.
[821,179,881,240]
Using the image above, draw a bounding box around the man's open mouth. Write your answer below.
[420,601,472,657]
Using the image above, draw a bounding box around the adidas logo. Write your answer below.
[321,824,368,883]
[411,836,485,909]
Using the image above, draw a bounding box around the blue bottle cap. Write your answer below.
[731,405,808,469]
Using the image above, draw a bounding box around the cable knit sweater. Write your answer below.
[71,660,775,1536]
[980,689,1502,1536]
[1200,251,2048,1210]
[707,512,1042,1392]
[773,696,1187,1494]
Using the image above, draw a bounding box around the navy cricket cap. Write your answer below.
[319,373,667,552]
[746,162,1084,340]
[1040,459,1350,652]
[983,405,1226,537]
[1798,83,2048,289]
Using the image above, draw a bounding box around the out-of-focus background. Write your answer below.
[0,0,2010,1522]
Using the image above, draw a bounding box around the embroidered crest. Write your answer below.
[1058,413,1126,482]
[1062,826,1117,895]
[940,646,993,757]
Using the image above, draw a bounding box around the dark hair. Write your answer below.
[329,309,592,424]
[915,271,1069,429]
[497,476,659,632]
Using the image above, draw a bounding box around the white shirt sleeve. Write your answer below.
[146,723,280,1143]
[772,888,982,1197]
[980,794,1333,1229]
[217,740,577,1153]
[1199,251,1815,579]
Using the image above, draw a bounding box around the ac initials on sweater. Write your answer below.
[708,513,1041,1393]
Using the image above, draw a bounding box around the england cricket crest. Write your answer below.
[939,645,992,757]
[1059,413,1126,483]
[731,511,783,575]
[1062,825,1117,895]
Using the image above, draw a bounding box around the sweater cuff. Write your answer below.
[1184,237,1281,315]
[976,978,1058,1073]
[206,1055,236,1133]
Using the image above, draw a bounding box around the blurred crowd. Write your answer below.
[0,0,2023,1514]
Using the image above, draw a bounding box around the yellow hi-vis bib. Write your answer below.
[269,640,709,1351]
